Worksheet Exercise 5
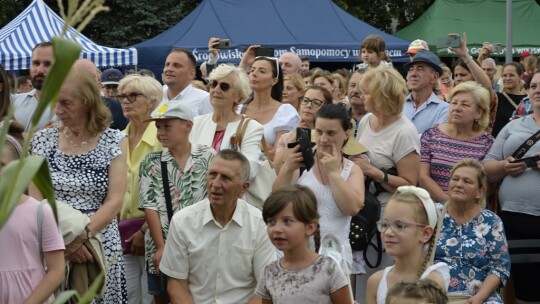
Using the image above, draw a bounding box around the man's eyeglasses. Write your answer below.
[376,219,427,233]
[255,56,280,78]
[117,92,145,103]
[300,97,324,108]
[103,84,119,91]
[209,80,232,92]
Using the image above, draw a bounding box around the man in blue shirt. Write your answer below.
[402,50,449,136]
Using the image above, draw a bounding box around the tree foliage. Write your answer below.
[333,0,435,33]
[79,0,199,47]
[4,0,540,47]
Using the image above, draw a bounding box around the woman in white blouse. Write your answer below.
[190,64,263,179]
[241,56,299,160]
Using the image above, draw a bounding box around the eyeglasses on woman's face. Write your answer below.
[301,97,324,108]
[117,92,145,103]
[209,80,231,92]
[376,219,426,233]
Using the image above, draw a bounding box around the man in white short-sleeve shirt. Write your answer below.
[160,48,213,116]
[160,149,276,304]
[12,42,55,131]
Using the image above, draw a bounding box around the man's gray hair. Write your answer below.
[483,58,497,68]
[214,149,251,182]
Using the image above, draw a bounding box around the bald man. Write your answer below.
[74,59,128,130]
[278,52,302,76]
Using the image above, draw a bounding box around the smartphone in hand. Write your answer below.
[215,39,231,49]
[297,127,314,170]
[255,47,275,57]
[510,155,540,168]
[436,35,460,49]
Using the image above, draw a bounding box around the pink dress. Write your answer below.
[0,197,65,303]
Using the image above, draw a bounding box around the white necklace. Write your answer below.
[63,129,91,148]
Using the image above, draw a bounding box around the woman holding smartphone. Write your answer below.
[483,71,540,303]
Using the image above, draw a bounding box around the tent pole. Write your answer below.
[506,0,513,64]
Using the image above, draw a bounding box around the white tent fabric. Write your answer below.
[0,0,137,70]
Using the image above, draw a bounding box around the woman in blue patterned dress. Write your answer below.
[31,68,128,303]
[434,159,510,303]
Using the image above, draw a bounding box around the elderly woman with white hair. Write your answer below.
[190,64,263,179]
[117,74,164,304]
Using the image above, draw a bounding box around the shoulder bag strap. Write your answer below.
[37,201,47,271]
[502,92,519,109]
[160,152,174,222]
[261,136,274,169]
[429,202,448,264]
[234,115,250,149]
[511,130,540,159]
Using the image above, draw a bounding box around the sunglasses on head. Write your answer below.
[210,80,231,92]
[255,56,280,78]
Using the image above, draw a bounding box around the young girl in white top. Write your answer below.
[365,186,450,304]
[255,184,352,304]
[385,279,448,304]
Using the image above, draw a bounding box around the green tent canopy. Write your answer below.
[395,0,540,57]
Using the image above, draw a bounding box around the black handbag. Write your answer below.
[349,167,398,268]
[349,189,380,252]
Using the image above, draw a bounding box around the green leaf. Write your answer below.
[51,290,79,304]
[0,156,57,229]
[31,37,82,127]
[77,270,105,304]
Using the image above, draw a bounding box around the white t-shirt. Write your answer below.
[357,114,420,206]
[160,84,213,116]
[377,262,450,304]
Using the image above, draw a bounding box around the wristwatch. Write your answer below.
[381,168,389,183]
[84,225,93,239]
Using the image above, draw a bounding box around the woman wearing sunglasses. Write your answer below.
[241,56,299,160]
[190,64,263,180]
[117,74,164,303]
[434,159,510,303]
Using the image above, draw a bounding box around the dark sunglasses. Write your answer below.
[117,92,144,103]
[210,80,231,92]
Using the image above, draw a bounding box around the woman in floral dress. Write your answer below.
[31,69,128,303]
[434,159,510,303]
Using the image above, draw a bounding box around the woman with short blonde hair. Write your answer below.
[420,81,494,203]
[117,74,164,303]
[282,74,305,111]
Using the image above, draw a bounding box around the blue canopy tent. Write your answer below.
[0,0,137,71]
[132,0,411,71]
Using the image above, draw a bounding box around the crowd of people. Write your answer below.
[0,31,538,304]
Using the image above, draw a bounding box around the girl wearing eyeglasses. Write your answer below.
[365,186,449,304]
